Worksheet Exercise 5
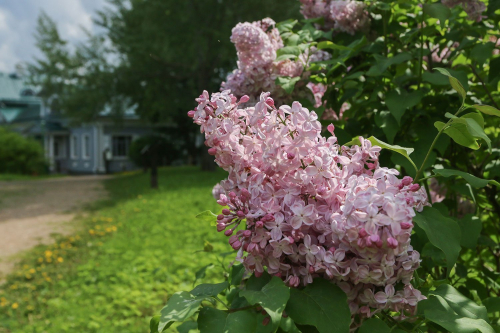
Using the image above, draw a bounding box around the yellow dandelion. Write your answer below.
[89,230,95,235]
[44,250,52,257]
[57,257,64,263]
[37,257,43,263]
[105,227,112,232]
[11,303,18,309]
[111,226,117,231]
[29,268,36,274]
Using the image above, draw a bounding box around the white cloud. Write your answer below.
[0,0,106,72]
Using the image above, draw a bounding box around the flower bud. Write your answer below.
[265,97,274,107]
[237,210,246,218]
[243,230,252,238]
[409,184,420,192]
[256,221,264,228]
[207,147,217,155]
[187,110,195,118]
[387,237,398,249]
[359,228,368,238]
[217,214,224,220]
[228,235,238,244]
[224,229,233,236]
[216,223,226,232]
[401,222,413,229]
[327,124,335,135]
[240,95,250,103]
[222,209,231,215]
[402,176,413,186]
[231,240,242,250]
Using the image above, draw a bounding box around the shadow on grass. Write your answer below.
[85,165,228,212]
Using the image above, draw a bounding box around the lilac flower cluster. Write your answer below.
[441,0,486,22]
[300,0,370,35]
[221,18,330,107]
[189,90,428,319]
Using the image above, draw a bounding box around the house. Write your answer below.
[0,72,154,174]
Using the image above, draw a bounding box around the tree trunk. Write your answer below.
[201,148,216,171]
[150,144,159,189]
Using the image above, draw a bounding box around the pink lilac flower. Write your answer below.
[222,18,331,107]
[189,90,428,322]
[300,0,370,34]
[441,0,487,22]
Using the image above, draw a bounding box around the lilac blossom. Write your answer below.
[189,89,428,321]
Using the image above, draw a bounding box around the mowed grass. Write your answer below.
[0,166,228,333]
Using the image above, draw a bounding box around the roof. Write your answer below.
[0,72,38,101]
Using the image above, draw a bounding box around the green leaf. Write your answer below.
[366,53,412,77]
[275,54,297,62]
[471,105,500,118]
[229,264,245,286]
[482,298,500,314]
[277,46,301,57]
[286,279,350,333]
[368,136,417,172]
[276,19,298,33]
[197,307,257,333]
[456,214,482,249]
[374,111,399,143]
[280,317,301,333]
[196,210,218,226]
[276,76,301,94]
[150,315,161,333]
[413,207,461,275]
[434,121,479,150]
[433,169,500,188]
[385,90,425,124]
[317,41,351,51]
[461,112,484,128]
[470,43,495,66]
[159,292,206,332]
[430,284,489,321]
[420,295,495,333]
[423,3,451,28]
[459,117,491,152]
[191,282,229,298]
[194,264,214,285]
[434,67,467,104]
[177,321,198,333]
[358,318,391,333]
[240,276,290,332]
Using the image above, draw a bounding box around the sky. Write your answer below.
[0,0,108,73]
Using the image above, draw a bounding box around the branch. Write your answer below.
[469,64,500,109]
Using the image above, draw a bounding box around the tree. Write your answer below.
[29,0,300,185]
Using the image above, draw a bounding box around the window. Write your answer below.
[82,135,90,159]
[71,135,78,158]
[112,136,132,157]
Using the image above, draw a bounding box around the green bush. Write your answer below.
[0,128,47,175]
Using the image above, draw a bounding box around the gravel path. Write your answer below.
[0,175,112,278]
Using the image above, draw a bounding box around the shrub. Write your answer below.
[0,128,47,175]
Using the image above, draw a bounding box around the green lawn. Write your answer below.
[0,166,229,333]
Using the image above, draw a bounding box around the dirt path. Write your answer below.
[0,175,113,278]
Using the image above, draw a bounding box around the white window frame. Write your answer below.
[82,134,91,160]
[71,135,78,159]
